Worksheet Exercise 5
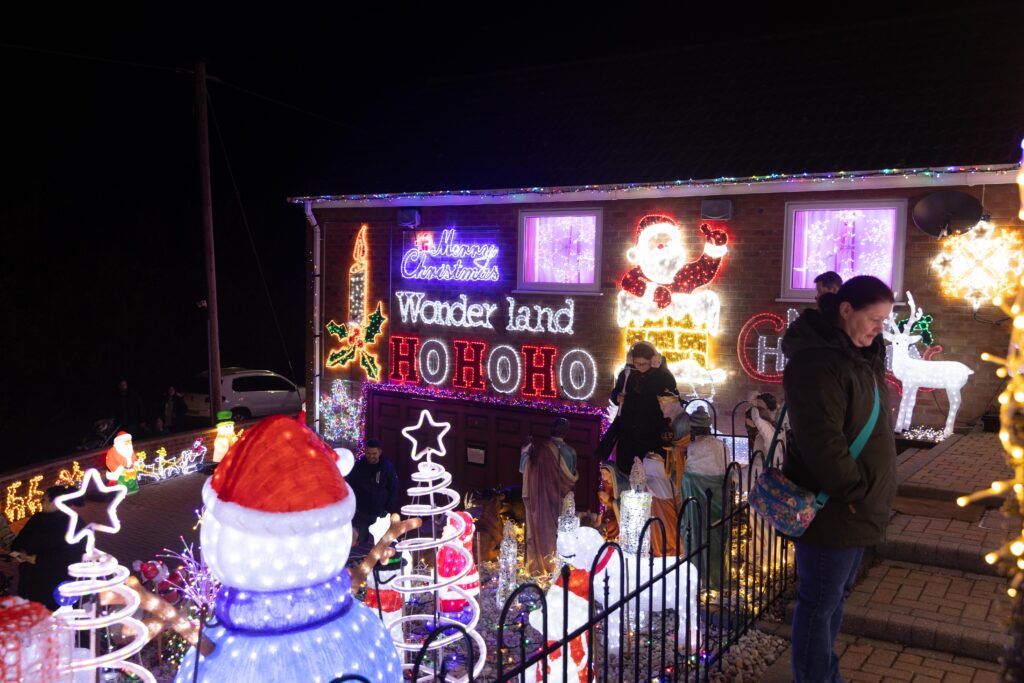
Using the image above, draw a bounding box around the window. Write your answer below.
[781,200,907,300]
[518,209,602,293]
[232,375,295,392]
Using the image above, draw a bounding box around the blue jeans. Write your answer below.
[791,544,865,683]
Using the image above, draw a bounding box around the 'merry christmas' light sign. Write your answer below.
[400,228,500,282]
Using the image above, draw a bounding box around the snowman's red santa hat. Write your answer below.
[201,414,356,590]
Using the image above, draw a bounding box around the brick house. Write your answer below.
[292,165,1021,509]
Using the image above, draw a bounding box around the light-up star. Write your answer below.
[400,409,451,461]
[53,468,128,556]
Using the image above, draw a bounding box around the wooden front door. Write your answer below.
[365,388,603,511]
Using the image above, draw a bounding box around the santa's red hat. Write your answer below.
[201,415,355,591]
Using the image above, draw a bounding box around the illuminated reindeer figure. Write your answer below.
[884,293,973,436]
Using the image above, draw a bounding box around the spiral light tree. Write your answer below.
[388,409,486,682]
[52,468,156,682]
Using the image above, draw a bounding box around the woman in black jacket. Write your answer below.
[610,341,677,477]
[781,275,897,683]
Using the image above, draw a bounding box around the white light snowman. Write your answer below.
[175,415,402,683]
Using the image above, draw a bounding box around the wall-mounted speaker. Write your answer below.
[397,208,421,227]
[701,199,733,220]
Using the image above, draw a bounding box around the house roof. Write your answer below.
[292,8,1024,203]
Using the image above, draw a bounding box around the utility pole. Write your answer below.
[196,60,222,425]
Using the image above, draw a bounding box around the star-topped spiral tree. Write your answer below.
[387,409,487,682]
[52,469,156,683]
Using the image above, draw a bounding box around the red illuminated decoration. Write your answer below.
[737,313,787,384]
[520,345,558,398]
[620,215,729,308]
[452,339,488,391]
[389,335,420,384]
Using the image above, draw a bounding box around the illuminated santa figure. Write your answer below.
[617,214,729,395]
[437,510,480,623]
[104,431,139,493]
[174,414,402,683]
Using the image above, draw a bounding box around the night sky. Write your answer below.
[1,4,1019,466]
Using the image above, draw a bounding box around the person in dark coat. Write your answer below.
[10,486,86,610]
[609,341,677,477]
[781,275,897,683]
[348,438,401,546]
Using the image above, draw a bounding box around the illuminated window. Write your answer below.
[518,210,602,293]
[781,200,907,300]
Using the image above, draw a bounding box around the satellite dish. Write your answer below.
[912,191,984,237]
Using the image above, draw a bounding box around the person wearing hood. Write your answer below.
[781,275,897,683]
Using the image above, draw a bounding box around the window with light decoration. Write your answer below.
[781,200,907,300]
[518,210,602,293]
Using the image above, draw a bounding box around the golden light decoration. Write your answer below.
[932,220,1024,310]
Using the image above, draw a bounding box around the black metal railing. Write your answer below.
[402,438,794,682]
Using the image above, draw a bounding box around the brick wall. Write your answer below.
[311,183,1020,436]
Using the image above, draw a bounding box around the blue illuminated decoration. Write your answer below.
[400,229,500,281]
[215,571,354,635]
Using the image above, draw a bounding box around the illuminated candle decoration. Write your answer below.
[348,224,369,324]
[504,296,576,334]
[932,219,1024,309]
[175,414,402,683]
[520,344,558,398]
[486,344,522,394]
[395,291,499,329]
[418,338,451,386]
[51,469,155,682]
[617,215,729,396]
[452,339,488,391]
[400,228,500,281]
[884,293,974,436]
[558,348,598,400]
[387,410,486,679]
[326,225,387,380]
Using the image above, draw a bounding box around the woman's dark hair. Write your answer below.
[818,275,894,323]
[629,342,655,360]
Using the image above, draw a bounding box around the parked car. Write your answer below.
[182,368,306,421]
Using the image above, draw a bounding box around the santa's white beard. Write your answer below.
[639,254,684,284]
[114,442,133,458]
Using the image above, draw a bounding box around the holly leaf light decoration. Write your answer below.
[325,303,387,380]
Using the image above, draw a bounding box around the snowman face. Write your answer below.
[630,223,686,285]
